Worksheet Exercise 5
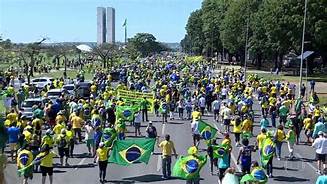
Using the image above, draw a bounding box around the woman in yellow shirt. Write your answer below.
[94,142,110,183]
[231,117,242,146]
[36,145,57,184]
[275,125,285,160]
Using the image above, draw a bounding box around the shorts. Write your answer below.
[193,134,200,142]
[316,153,326,162]
[9,143,17,150]
[58,147,69,158]
[40,166,53,176]
[134,122,141,128]
[86,139,95,147]
[223,119,231,126]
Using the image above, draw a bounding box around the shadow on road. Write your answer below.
[273,176,310,182]
[123,174,176,182]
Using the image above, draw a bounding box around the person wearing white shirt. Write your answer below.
[221,103,232,132]
[212,98,221,122]
[198,96,206,115]
[191,120,200,147]
[312,131,327,174]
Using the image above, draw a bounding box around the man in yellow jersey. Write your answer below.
[36,145,56,184]
[256,128,267,153]
[157,134,177,179]
[71,113,84,143]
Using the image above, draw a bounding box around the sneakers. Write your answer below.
[269,174,273,178]
[161,176,168,180]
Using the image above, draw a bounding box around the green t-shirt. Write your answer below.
[279,105,289,117]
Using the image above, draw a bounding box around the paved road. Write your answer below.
[4,98,320,184]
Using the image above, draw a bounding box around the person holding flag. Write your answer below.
[261,131,275,178]
[240,161,268,184]
[36,145,57,184]
[17,144,33,184]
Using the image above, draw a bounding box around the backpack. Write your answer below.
[58,136,67,148]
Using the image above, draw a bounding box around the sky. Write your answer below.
[0,0,202,43]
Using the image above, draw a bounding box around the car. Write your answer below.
[47,88,66,102]
[62,84,75,96]
[20,97,48,119]
[31,77,54,89]
[75,81,91,98]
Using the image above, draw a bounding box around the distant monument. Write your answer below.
[97,7,115,45]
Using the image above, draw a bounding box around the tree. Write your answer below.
[182,9,204,55]
[127,33,167,57]
[93,43,118,69]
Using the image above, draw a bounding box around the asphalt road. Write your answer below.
[4,99,320,184]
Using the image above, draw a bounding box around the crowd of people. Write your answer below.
[0,54,326,184]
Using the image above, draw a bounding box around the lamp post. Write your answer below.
[298,0,308,98]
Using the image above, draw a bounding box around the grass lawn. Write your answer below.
[251,72,327,83]
[35,69,93,80]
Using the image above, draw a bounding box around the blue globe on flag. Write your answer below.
[185,159,199,174]
[264,145,275,156]
[201,130,212,140]
[253,169,266,181]
[217,147,225,156]
[125,146,141,162]
[123,110,132,118]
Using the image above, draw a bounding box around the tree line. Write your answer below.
[181,0,327,71]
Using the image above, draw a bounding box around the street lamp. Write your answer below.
[298,0,308,98]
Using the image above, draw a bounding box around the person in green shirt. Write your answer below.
[279,104,289,126]
[140,97,149,122]
[286,125,296,159]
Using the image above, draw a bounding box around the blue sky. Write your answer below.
[0,0,202,43]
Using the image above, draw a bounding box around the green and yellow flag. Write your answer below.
[115,105,139,122]
[109,138,155,166]
[212,144,228,159]
[260,137,276,167]
[102,127,117,147]
[197,120,217,140]
[172,154,207,180]
[240,167,268,184]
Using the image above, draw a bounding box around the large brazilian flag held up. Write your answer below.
[116,105,139,122]
[197,120,218,140]
[109,138,155,166]
[173,155,207,180]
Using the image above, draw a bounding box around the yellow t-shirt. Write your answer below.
[159,140,174,156]
[192,111,201,121]
[71,116,83,129]
[303,118,313,130]
[53,123,64,135]
[97,147,109,161]
[66,130,74,141]
[32,118,43,128]
[38,151,56,167]
[276,129,285,142]
[6,113,18,122]
[242,119,252,132]
[231,120,242,133]
[23,130,32,143]
[42,135,54,148]
[91,85,97,93]
[56,115,66,124]
[314,109,321,117]
[257,133,267,149]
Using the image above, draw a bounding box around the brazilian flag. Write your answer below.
[109,138,155,166]
[102,127,117,147]
[212,145,228,159]
[294,97,302,114]
[240,167,268,183]
[172,154,207,180]
[197,120,217,140]
[116,105,139,122]
[260,137,276,167]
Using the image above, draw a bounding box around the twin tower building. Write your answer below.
[97,7,115,45]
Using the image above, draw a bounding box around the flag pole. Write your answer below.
[125,24,127,44]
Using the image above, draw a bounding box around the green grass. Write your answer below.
[35,70,93,80]
[320,96,327,106]
[252,72,327,83]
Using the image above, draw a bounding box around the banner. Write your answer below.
[117,89,154,111]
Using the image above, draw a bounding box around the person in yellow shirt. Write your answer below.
[275,125,285,160]
[36,145,56,184]
[55,111,66,124]
[303,114,314,144]
[256,128,267,152]
[41,129,54,149]
[191,107,201,121]
[22,127,33,144]
[94,142,110,183]
[221,132,232,152]
[53,122,65,136]
[157,134,177,179]
[66,124,75,157]
[231,116,242,146]
[17,145,33,184]
[313,105,321,123]
[71,114,84,143]
[241,115,253,134]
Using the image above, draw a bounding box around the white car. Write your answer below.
[47,88,68,102]
[62,84,75,95]
[21,97,48,119]
[31,77,54,89]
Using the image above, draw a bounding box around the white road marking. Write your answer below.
[74,158,86,170]
[157,155,162,172]
[161,123,166,136]
[295,153,318,171]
